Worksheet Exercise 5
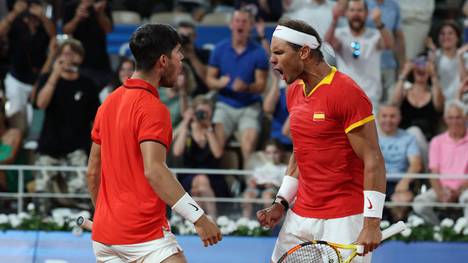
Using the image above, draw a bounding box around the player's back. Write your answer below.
[91,80,172,245]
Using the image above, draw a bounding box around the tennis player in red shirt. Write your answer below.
[257,20,387,263]
[87,24,221,263]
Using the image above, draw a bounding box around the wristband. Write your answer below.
[172,193,204,223]
[273,196,289,210]
[276,175,299,205]
[363,190,386,218]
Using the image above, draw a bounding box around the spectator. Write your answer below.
[99,57,135,103]
[263,70,292,151]
[0,0,55,133]
[282,0,347,38]
[0,91,22,192]
[34,38,99,211]
[235,0,283,22]
[172,95,229,218]
[63,0,113,89]
[377,104,422,222]
[206,8,268,167]
[458,76,468,106]
[427,20,468,102]
[174,0,210,21]
[366,0,406,103]
[398,0,435,60]
[392,56,444,141]
[412,100,468,225]
[325,0,393,107]
[122,0,173,18]
[177,21,210,96]
[160,62,196,134]
[242,139,286,219]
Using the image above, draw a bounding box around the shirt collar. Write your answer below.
[301,66,337,97]
[123,78,159,98]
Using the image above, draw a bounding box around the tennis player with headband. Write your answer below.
[256,20,387,263]
[87,24,221,263]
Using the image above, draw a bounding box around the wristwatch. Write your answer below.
[273,196,289,210]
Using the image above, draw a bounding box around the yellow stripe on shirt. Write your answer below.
[345,115,375,133]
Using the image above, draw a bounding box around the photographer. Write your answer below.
[173,95,229,218]
[0,0,55,133]
[34,38,99,211]
[63,0,112,89]
[177,21,210,96]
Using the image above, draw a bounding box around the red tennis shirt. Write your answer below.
[91,79,172,245]
[287,67,374,219]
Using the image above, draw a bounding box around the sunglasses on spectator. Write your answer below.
[412,56,428,68]
[350,41,360,59]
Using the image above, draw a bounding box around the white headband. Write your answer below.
[272,25,320,49]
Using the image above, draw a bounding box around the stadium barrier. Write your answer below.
[0,165,466,214]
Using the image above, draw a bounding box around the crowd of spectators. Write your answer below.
[0,0,466,225]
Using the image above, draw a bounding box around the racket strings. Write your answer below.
[281,243,341,263]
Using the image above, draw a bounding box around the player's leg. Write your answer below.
[271,210,322,263]
[238,103,261,168]
[322,214,370,263]
[160,252,187,263]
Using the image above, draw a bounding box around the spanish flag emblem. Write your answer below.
[313,112,325,121]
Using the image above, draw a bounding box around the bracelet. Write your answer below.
[172,193,205,223]
[363,191,386,218]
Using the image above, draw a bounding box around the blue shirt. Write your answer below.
[209,38,269,108]
[379,129,420,174]
[271,87,292,146]
[366,0,401,70]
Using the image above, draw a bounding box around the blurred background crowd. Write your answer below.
[0,0,466,227]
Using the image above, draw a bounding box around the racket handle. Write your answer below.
[381,221,406,241]
[76,216,93,231]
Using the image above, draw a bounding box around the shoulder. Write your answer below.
[330,71,363,94]
[430,132,447,147]
[214,39,231,51]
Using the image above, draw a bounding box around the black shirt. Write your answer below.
[36,73,99,157]
[8,12,49,84]
[63,0,112,72]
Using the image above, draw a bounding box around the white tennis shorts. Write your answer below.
[92,230,183,263]
[271,210,372,263]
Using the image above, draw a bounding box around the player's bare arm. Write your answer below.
[140,141,222,247]
[257,153,299,228]
[347,120,386,255]
[86,142,101,207]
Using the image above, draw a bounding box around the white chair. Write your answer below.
[201,12,231,25]
[149,12,194,26]
[112,11,142,25]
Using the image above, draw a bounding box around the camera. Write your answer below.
[195,110,207,121]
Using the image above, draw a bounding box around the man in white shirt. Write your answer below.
[325,0,393,108]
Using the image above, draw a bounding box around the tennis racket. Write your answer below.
[76,216,93,231]
[277,221,406,263]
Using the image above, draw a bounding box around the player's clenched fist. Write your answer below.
[256,203,285,228]
[194,215,222,247]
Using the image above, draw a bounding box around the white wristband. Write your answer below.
[363,191,386,218]
[277,175,299,204]
[172,193,205,223]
